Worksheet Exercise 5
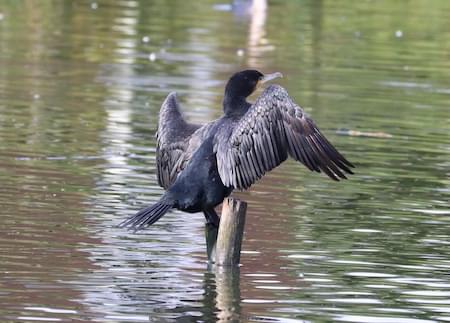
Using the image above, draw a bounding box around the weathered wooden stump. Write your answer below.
[205,197,247,266]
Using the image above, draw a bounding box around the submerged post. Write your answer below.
[215,198,247,266]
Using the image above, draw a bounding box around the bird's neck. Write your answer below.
[223,95,250,117]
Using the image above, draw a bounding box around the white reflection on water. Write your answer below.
[335,315,436,323]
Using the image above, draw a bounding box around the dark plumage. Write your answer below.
[119,70,354,231]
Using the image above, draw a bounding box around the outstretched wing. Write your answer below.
[216,85,354,190]
[156,92,201,189]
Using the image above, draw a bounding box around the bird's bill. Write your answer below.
[260,72,283,84]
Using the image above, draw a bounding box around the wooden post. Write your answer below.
[215,198,247,266]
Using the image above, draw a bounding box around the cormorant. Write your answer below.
[120,70,354,231]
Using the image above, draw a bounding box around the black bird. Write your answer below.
[119,70,354,231]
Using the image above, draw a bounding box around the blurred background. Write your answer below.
[0,0,449,322]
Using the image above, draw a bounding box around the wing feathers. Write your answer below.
[216,85,354,190]
[156,92,201,189]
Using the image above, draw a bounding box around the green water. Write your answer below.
[0,1,449,322]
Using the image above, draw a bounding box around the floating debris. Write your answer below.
[395,30,403,38]
[91,2,98,10]
[142,36,150,43]
[236,49,245,57]
[336,128,393,138]
[148,52,156,61]
[0,13,4,21]
[33,93,40,100]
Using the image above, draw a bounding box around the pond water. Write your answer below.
[0,0,449,322]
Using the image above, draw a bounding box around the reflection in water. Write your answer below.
[215,267,242,322]
[232,0,275,69]
[154,267,242,322]
[0,1,449,322]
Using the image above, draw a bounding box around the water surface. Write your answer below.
[0,1,449,322]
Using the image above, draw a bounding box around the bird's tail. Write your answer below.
[118,199,173,231]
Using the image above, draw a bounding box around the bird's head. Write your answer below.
[224,70,283,100]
